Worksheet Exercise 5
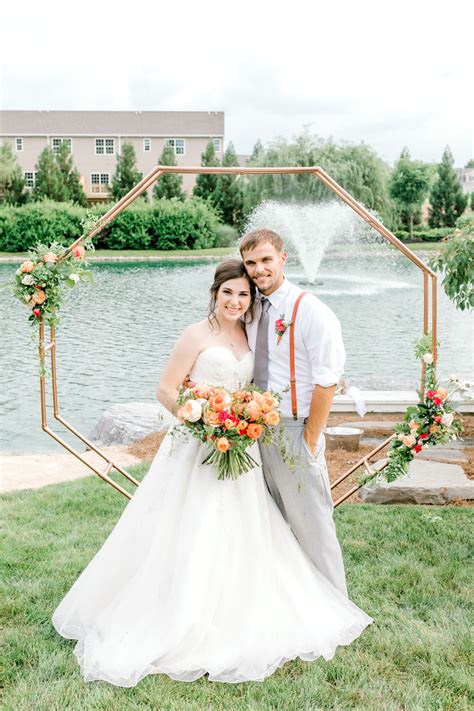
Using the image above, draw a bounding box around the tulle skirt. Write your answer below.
[53,431,373,686]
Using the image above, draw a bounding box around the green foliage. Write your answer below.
[0,144,28,205]
[429,147,468,227]
[394,227,452,242]
[153,145,186,201]
[111,143,144,201]
[193,140,220,201]
[471,191,474,210]
[214,224,238,248]
[389,148,431,238]
[33,147,68,202]
[465,158,474,168]
[242,130,396,227]
[55,141,88,207]
[211,142,244,226]
[146,197,220,250]
[0,201,86,251]
[430,216,474,310]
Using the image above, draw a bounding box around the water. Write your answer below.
[1,254,472,453]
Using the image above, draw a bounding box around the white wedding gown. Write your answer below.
[53,346,373,686]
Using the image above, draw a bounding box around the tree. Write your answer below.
[153,144,186,201]
[0,144,28,205]
[465,159,474,169]
[211,142,244,226]
[471,191,474,211]
[111,143,143,201]
[56,141,88,206]
[389,148,431,238]
[429,147,468,227]
[33,147,68,202]
[193,140,220,201]
[430,216,474,311]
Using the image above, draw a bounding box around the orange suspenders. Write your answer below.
[289,291,307,420]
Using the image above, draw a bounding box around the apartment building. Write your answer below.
[0,110,225,200]
[456,167,474,195]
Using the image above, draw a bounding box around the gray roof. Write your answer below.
[0,110,224,136]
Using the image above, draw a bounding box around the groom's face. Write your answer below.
[242,242,286,296]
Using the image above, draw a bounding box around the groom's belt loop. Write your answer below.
[289,292,308,420]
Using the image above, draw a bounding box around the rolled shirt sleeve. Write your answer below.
[301,297,346,387]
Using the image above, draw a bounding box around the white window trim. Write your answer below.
[90,172,111,192]
[24,171,37,187]
[16,137,23,152]
[213,137,222,153]
[165,138,186,156]
[51,137,73,154]
[95,138,116,155]
[143,137,151,152]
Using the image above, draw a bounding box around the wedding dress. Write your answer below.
[53,346,373,686]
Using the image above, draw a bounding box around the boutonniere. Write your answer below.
[274,315,293,345]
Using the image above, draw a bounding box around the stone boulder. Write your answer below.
[89,402,175,445]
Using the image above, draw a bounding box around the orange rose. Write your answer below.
[245,400,261,421]
[224,419,236,430]
[429,424,439,434]
[247,424,263,440]
[264,410,280,426]
[237,420,248,431]
[42,252,58,264]
[209,389,232,412]
[261,395,277,413]
[233,390,247,402]
[436,387,448,401]
[193,382,211,399]
[20,260,35,273]
[216,437,230,452]
[205,409,221,427]
[31,289,46,305]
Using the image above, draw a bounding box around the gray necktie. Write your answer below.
[253,297,271,389]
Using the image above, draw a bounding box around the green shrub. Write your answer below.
[394,227,453,243]
[102,201,151,250]
[214,224,239,248]
[146,198,220,250]
[0,200,85,251]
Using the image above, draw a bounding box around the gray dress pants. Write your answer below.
[259,417,348,597]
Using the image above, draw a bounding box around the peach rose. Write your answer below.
[208,389,232,412]
[429,424,439,434]
[402,434,416,448]
[180,399,202,422]
[224,419,237,430]
[408,419,418,431]
[245,400,261,421]
[20,260,35,273]
[237,420,248,431]
[264,410,280,426]
[193,382,211,399]
[251,391,264,405]
[71,244,86,259]
[261,394,277,413]
[437,387,448,401]
[31,289,46,305]
[42,252,58,264]
[233,390,247,402]
[205,409,221,427]
[247,424,264,440]
[216,437,230,452]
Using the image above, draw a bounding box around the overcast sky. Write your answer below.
[1,0,472,167]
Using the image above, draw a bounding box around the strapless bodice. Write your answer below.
[189,346,254,391]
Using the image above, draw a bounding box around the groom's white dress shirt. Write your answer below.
[246,278,346,419]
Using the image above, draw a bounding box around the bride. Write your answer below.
[52,259,373,686]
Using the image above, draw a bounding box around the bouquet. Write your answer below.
[175,383,281,480]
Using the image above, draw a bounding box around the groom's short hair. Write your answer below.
[239,229,284,255]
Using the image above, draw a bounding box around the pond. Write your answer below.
[1,254,472,452]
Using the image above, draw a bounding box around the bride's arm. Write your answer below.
[156,326,201,417]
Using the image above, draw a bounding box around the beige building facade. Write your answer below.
[0,110,225,201]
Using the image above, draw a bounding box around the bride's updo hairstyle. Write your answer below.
[208,259,256,326]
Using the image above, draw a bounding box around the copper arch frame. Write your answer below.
[38,166,438,504]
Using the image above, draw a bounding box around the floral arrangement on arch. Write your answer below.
[379,335,468,483]
[9,214,102,328]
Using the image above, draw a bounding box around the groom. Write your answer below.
[240,228,348,596]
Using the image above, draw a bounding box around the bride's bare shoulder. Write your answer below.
[177,320,211,347]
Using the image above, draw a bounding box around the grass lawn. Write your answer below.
[0,247,235,262]
[1,465,472,710]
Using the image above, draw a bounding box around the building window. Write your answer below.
[16,138,23,152]
[143,137,151,152]
[52,137,72,154]
[165,138,185,156]
[91,173,111,193]
[24,172,36,188]
[95,138,115,155]
[213,138,222,153]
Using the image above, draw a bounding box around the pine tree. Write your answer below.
[429,147,468,227]
[471,191,474,211]
[111,143,143,201]
[0,144,28,205]
[212,142,244,226]
[193,140,220,200]
[56,141,88,206]
[153,144,186,201]
[389,147,431,238]
[33,146,68,202]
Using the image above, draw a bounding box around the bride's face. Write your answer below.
[215,277,252,322]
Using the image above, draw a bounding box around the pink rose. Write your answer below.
[402,434,416,448]
[71,245,85,259]
[20,260,35,273]
[42,252,58,264]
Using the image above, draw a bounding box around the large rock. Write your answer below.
[360,459,474,504]
[89,402,175,445]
